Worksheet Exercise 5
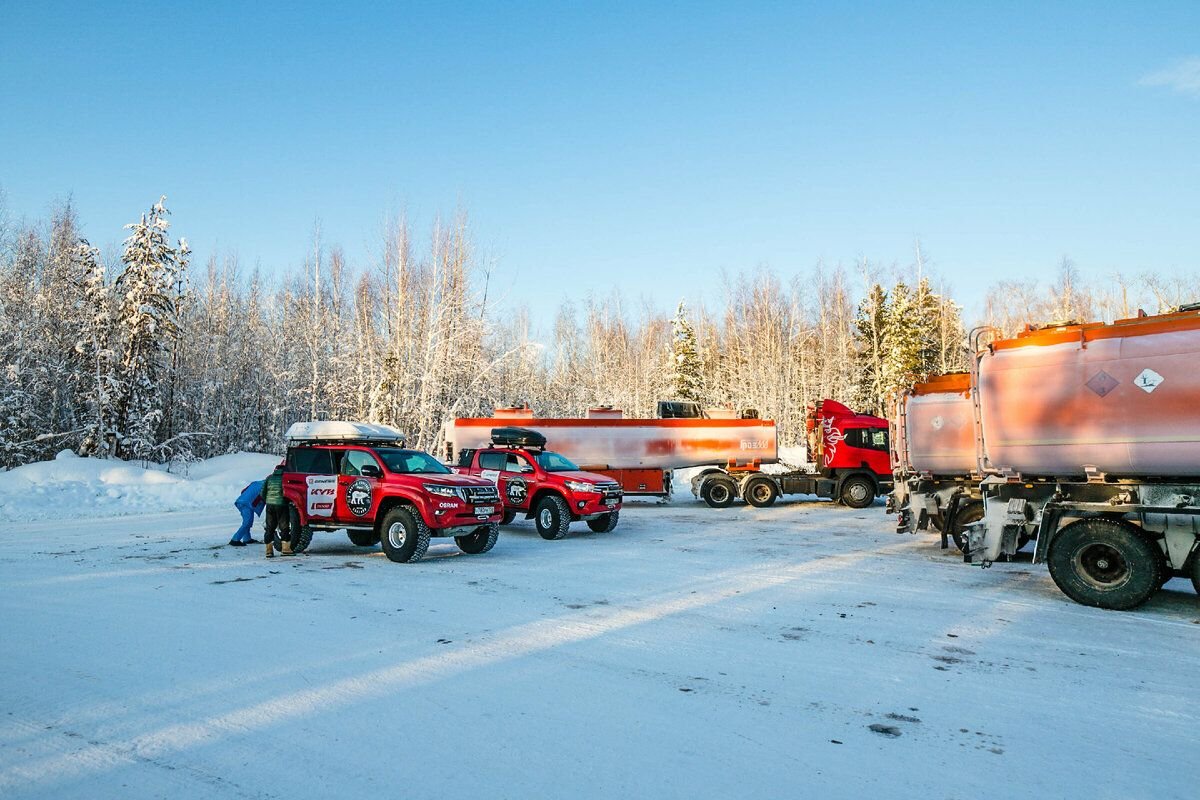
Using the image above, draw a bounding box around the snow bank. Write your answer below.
[0,450,281,522]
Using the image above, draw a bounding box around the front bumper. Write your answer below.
[427,505,502,533]
[567,494,622,519]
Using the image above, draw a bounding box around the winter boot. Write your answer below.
[265,541,274,559]
[281,540,294,556]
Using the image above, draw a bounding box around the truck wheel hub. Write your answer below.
[539,508,553,528]
[388,522,407,548]
[1076,543,1127,586]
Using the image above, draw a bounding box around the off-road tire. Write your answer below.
[743,477,779,508]
[700,476,737,508]
[347,529,379,547]
[839,475,875,509]
[380,506,431,563]
[586,510,620,533]
[501,509,518,525]
[534,495,571,540]
[277,505,313,553]
[456,523,499,554]
[949,502,984,554]
[1047,518,1161,610]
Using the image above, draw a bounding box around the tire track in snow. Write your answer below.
[0,540,912,793]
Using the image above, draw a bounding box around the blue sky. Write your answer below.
[2,1,1197,324]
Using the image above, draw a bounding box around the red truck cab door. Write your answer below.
[502,452,538,510]
[335,448,383,523]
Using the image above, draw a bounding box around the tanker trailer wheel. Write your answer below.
[1046,519,1161,610]
[839,476,875,509]
[744,477,779,508]
[949,502,984,554]
[700,476,738,508]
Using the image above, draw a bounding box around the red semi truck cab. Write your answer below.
[454,427,624,539]
[805,399,892,477]
[282,421,502,563]
[694,400,892,509]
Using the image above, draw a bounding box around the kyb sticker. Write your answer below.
[306,475,337,517]
[1134,368,1164,393]
[346,477,373,517]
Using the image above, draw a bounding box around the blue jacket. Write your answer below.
[235,480,266,515]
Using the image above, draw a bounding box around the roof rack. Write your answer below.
[285,421,406,446]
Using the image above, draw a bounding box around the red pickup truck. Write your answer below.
[282,421,502,563]
[454,427,623,539]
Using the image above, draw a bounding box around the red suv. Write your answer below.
[455,427,623,539]
[283,422,502,563]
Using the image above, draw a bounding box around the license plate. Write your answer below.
[604,499,617,507]
[475,506,495,515]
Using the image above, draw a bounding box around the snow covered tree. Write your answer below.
[853,283,888,415]
[111,197,189,460]
[670,300,703,401]
[73,240,120,457]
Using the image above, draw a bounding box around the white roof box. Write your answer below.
[285,421,406,443]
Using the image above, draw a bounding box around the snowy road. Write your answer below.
[2,498,1197,799]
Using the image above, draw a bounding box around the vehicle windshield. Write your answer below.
[374,448,451,474]
[536,451,579,472]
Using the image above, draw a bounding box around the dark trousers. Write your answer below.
[264,504,291,545]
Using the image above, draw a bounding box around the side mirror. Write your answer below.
[360,464,382,478]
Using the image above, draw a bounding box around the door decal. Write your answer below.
[307,475,337,517]
[346,477,373,517]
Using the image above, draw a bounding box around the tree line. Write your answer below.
[1,196,1195,468]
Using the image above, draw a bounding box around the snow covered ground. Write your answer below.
[0,451,280,522]
[1,464,1198,798]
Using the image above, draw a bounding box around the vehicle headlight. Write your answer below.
[564,480,597,494]
[424,484,462,499]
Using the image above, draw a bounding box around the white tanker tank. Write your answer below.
[903,373,976,476]
[890,372,982,549]
[966,306,1200,610]
[977,310,1200,478]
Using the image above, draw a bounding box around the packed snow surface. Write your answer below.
[1,468,1197,798]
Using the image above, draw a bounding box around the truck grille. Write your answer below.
[597,482,623,501]
[463,485,500,504]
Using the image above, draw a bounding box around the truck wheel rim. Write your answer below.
[1075,543,1128,587]
[539,508,553,528]
[711,485,729,503]
[848,483,869,502]
[388,522,407,548]
[751,484,770,502]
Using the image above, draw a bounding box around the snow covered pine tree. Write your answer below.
[671,300,704,402]
[110,197,190,461]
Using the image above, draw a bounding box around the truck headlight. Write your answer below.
[424,484,462,500]
[564,480,597,494]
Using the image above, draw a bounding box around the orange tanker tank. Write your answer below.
[977,307,1200,478]
[902,373,976,476]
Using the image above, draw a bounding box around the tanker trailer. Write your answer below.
[964,306,1200,609]
[889,373,983,552]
